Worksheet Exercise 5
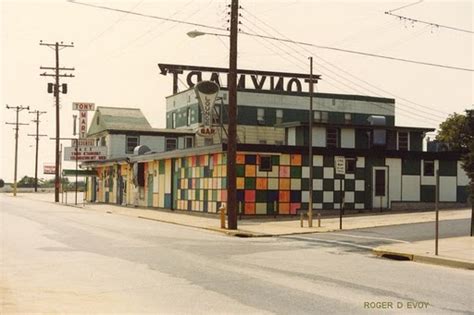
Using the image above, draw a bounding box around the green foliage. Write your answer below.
[436,112,470,151]
[17,176,37,188]
[0,179,4,188]
[438,110,474,202]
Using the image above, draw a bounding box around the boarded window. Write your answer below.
[326,128,338,148]
[398,132,409,151]
[276,109,283,125]
[126,136,139,154]
[423,160,435,176]
[259,156,272,171]
[375,169,386,196]
[346,158,356,174]
[166,138,177,151]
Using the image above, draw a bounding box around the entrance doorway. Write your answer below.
[372,167,388,209]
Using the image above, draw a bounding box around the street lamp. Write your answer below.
[187,0,239,230]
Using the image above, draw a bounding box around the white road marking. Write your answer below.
[289,236,374,250]
[331,233,409,244]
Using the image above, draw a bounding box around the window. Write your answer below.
[398,132,409,151]
[314,111,328,123]
[172,112,177,128]
[165,138,177,151]
[326,128,338,148]
[185,136,194,149]
[276,109,283,125]
[187,108,192,126]
[423,160,435,176]
[259,156,272,171]
[126,136,139,154]
[346,158,356,174]
[100,136,106,147]
[344,113,352,124]
[257,108,265,125]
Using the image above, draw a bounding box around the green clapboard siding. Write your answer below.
[439,160,457,176]
[402,158,421,175]
[410,132,423,151]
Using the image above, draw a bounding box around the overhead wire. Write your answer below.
[242,8,452,118]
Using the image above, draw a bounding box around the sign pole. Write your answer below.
[435,169,439,255]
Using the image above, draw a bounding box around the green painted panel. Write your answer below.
[290,166,302,178]
[355,129,369,149]
[457,186,469,203]
[402,158,420,175]
[236,165,245,177]
[410,132,423,152]
[245,178,256,189]
[439,160,457,176]
[159,160,165,174]
[271,155,280,166]
[420,185,435,202]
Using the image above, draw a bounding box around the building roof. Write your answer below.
[87,106,153,136]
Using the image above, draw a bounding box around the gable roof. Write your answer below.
[87,106,152,135]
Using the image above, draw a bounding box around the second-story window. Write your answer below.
[326,128,338,148]
[187,108,192,126]
[276,109,283,125]
[398,132,409,151]
[126,136,139,154]
[185,136,194,148]
[344,113,352,124]
[257,108,265,125]
[166,138,177,151]
[423,160,435,176]
[172,112,177,128]
[314,111,328,123]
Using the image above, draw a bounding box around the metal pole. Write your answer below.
[75,139,78,205]
[34,111,39,192]
[435,169,439,255]
[54,42,60,203]
[340,179,343,229]
[226,0,239,230]
[308,57,314,227]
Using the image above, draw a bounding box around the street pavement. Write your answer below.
[1,193,473,314]
[14,192,473,270]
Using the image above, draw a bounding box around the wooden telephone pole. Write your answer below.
[28,110,47,192]
[39,41,75,202]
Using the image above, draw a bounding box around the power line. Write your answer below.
[385,11,474,34]
[67,0,226,32]
[241,12,448,122]
[28,110,48,192]
[68,0,473,72]
[238,30,473,72]
[386,0,424,14]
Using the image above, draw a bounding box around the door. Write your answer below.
[372,167,388,209]
[147,174,154,207]
[117,176,123,205]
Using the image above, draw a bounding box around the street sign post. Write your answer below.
[335,156,345,229]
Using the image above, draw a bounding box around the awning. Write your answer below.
[62,169,97,177]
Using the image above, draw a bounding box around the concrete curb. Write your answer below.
[372,248,474,270]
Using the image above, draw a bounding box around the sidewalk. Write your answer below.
[373,237,473,270]
[11,192,473,270]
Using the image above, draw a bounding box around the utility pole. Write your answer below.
[5,105,30,196]
[28,110,47,192]
[39,40,75,203]
[226,0,239,230]
[308,57,314,227]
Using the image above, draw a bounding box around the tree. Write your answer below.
[436,112,471,151]
[0,179,4,188]
[437,110,474,235]
[17,176,36,188]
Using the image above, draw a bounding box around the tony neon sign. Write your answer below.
[158,64,321,94]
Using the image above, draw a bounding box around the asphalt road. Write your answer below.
[284,219,471,252]
[1,194,473,314]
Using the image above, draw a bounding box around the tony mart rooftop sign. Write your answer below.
[158,63,321,94]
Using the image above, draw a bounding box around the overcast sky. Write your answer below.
[1,0,472,182]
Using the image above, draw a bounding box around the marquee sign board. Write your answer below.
[72,102,95,111]
[71,138,95,147]
[64,146,107,161]
[158,63,321,94]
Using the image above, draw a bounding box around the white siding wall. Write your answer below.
[421,160,439,185]
[340,128,355,148]
[108,134,126,158]
[313,127,326,147]
[402,175,420,201]
[288,128,296,145]
[141,135,165,152]
[439,177,457,201]
[386,158,401,203]
[457,161,469,186]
